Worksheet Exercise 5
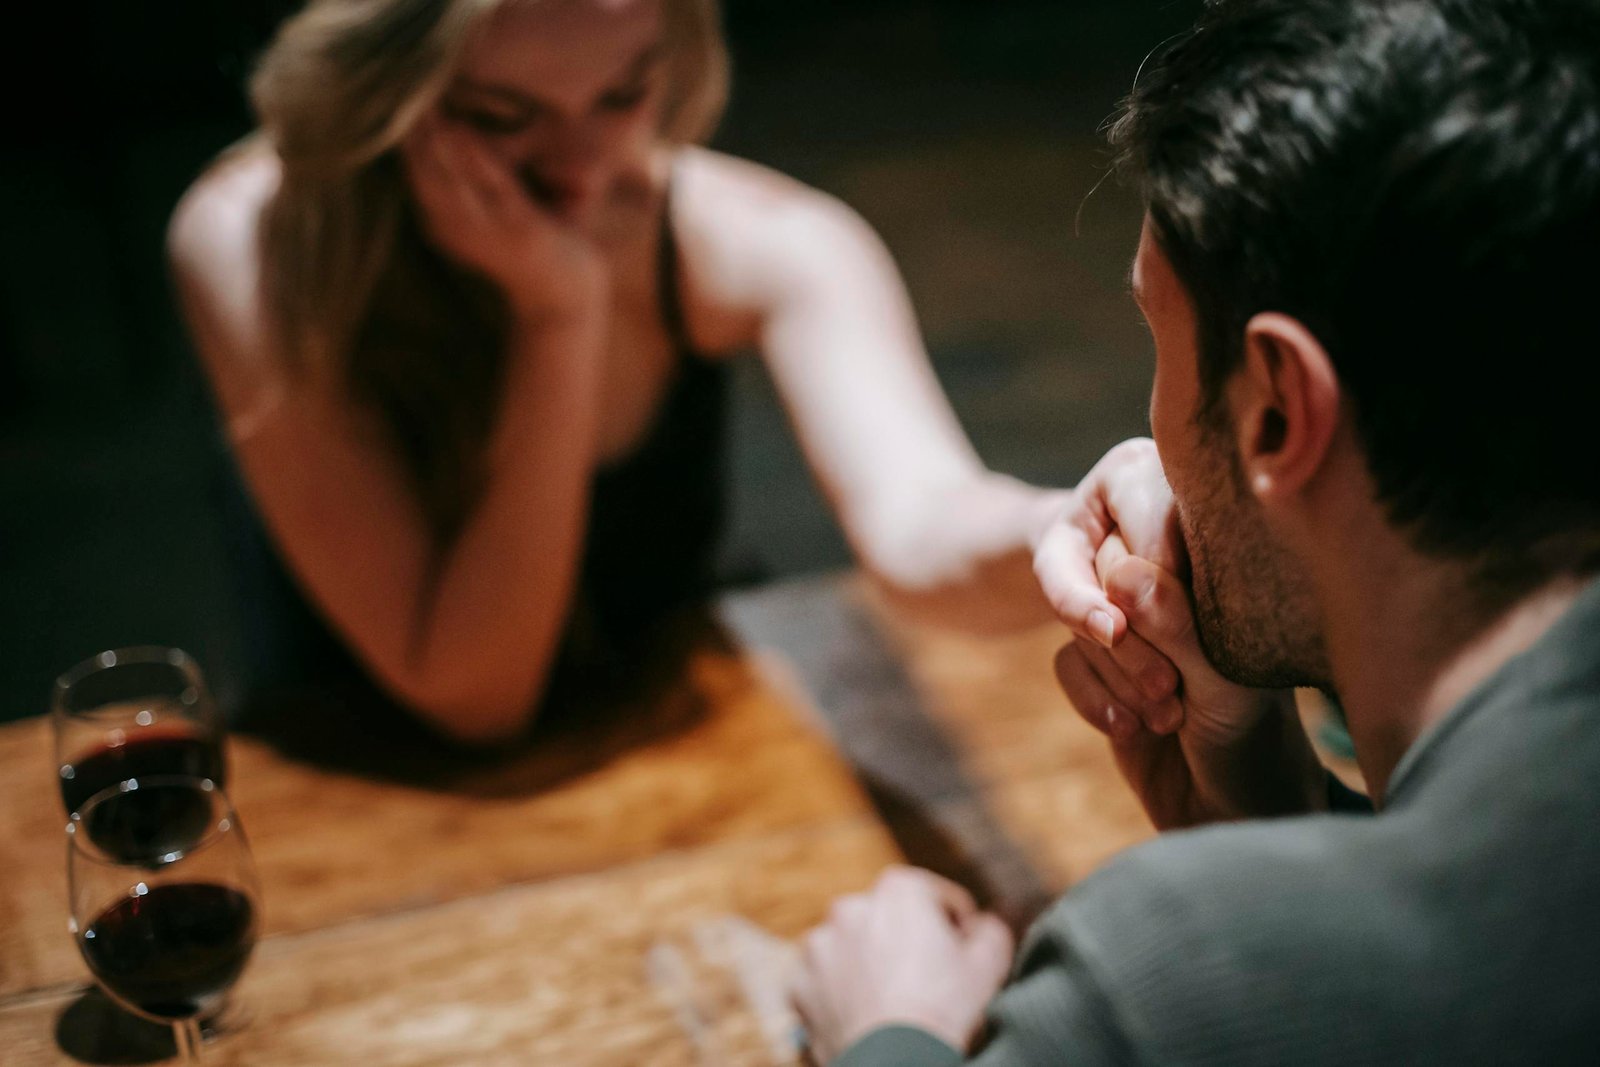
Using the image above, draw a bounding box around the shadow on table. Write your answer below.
[858,776,1056,933]
[230,609,724,800]
[55,988,172,1065]
[231,574,1060,930]
[719,577,1058,934]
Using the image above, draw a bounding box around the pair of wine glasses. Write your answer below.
[54,647,258,1064]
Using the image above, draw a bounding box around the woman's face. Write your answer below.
[442,0,669,223]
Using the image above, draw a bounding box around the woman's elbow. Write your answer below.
[849,484,1057,631]
[382,666,546,749]
[858,540,965,600]
[846,491,976,597]
[431,703,535,748]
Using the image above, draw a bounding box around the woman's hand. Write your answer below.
[401,115,607,323]
[1032,438,1184,650]
[1032,439,1187,724]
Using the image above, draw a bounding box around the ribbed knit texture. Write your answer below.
[852,576,1600,1066]
[835,1025,962,1067]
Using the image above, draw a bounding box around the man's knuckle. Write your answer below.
[1150,584,1196,640]
[1055,646,1089,690]
[1138,658,1171,692]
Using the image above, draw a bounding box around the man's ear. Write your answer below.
[1228,312,1341,502]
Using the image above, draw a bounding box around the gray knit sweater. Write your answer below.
[838,575,1600,1066]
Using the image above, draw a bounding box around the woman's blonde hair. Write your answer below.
[249,0,728,538]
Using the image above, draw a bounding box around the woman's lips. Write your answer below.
[525,174,599,217]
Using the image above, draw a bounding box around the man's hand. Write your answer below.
[1036,437,1327,829]
[1056,537,1325,829]
[791,867,1014,1065]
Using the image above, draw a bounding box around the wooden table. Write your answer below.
[0,574,1159,1065]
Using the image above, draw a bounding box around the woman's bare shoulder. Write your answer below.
[168,140,279,279]
[674,147,820,211]
[168,141,285,396]
[674,147,866,243]
[672,147,893,307]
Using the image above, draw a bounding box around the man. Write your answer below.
[791,0,1600,1063]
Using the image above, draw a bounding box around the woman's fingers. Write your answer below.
[395,111,606,317]
[452,132,521,204]
[428,123,496,224]
[1092,439,1183,574]
[1035,440,1178,649]
[1035,509,1126,649]
[409,116,494,224]
[431,119,568,259]
[400,121,449,211]
[403,118,484,240]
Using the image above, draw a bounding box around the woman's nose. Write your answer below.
[536,117,608,173]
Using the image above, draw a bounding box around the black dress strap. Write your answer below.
[656,181,701,359]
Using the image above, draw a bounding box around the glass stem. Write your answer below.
[173,1018,204,1063]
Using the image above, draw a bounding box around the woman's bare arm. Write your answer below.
[676,150,1065,630]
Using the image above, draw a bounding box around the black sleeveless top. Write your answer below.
[218,199,728,721]
[558,213,728,671]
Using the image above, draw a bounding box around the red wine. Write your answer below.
[62,732,228,862]
[80,883,256,1021]
[61,730,227,813]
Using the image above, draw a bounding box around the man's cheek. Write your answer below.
[1148,400,1180,474]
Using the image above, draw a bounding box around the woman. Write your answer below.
[170,0,1063,744]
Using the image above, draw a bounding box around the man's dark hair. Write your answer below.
[1112,0,1600,588]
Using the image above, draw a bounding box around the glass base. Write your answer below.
[199,993,252,1041]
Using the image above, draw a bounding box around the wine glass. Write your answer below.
[68,777,260,1063]
[53,648,228,819]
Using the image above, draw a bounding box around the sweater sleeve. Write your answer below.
[967,917,1145,1067]
[833,1025,963,1067]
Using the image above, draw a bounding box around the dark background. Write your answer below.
[0,0,1193,719]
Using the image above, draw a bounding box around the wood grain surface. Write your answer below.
[0,573,1271,1065]
[0,633,877,1000]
